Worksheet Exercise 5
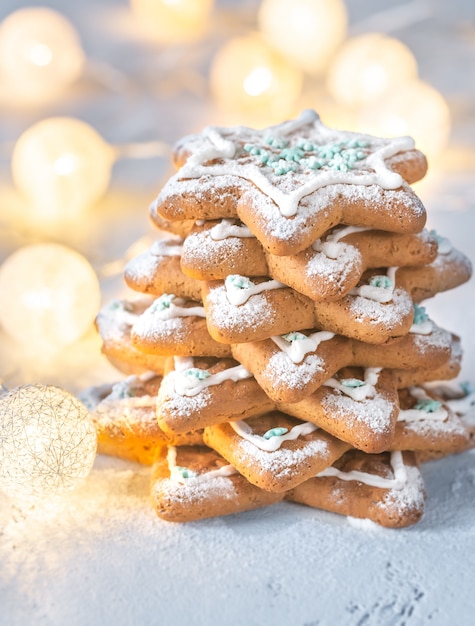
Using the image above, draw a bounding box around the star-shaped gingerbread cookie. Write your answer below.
[154,110,428,255]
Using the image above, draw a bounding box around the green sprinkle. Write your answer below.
[265,135,289,149]
[183,368,211,381]
[282,331,307,342]
[243,143,264,156]
[263,427,289,440]
[414,399,442,413]
[347,139,369,149]
[271,160,297,175]
[413,304,429,325]
[228,275,253,290]
[340,378,365,388]
[317,142,343,159]
[460,381,474,395]
[297,140,315,151]
[429,229,442,244]
[369,275,393,289]
[153,294,175,312]
[173,466,198,479]
[280,147,305,162]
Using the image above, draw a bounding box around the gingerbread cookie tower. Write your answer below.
[87,111,474,528]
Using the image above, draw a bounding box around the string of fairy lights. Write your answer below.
[0,0,459,501]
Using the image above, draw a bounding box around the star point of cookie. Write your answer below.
[156,110,428,255]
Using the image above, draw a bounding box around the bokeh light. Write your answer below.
[0,7,84,104]
[210,34,303,123]
[0,243,101,354]
[130,0,214,44]
[12,117,115,222]
[327,33,418,108]
[258,0,347,76]
[358,79,451,160]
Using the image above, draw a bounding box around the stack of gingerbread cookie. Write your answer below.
[86,110,474,528]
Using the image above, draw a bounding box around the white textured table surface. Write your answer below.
[1,1,475,625]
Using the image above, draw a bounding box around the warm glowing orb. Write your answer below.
[0,7,84,104]
[0,384,97,500]
[130,0,214,44]
[12,117,115,221]
[258,0,347,76]
[358,79,451,161]
[327,33,418,108]
[210,34,303,122]
[0,243,101,353]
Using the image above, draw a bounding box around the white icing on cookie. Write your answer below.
[271,330,335,364]
[210,219,254,240]
[229,420,318,452]
[172,357,251,397]
[224,275,285,306]
[146,294,205,320]
[312,225,371,260]
[349,268,397,303]
[323,367,382,401]
[316,450,407,490]
[167,446,237,483]
[398,387,448,422]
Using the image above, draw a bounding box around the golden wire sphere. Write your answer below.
[0,384,97,500]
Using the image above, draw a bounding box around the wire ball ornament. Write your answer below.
[0,384,97,500]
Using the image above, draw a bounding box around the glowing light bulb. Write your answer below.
[130,0,214,44]
[0,384,97,500]
[258,0,347,76]
[327,33,418,108]
[0,243,101,354]
[358,79,451,161]
[0,7,84,104]
[210,34,303,123]
[12,117,115,222]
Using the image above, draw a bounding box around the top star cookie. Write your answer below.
[154,110,428,256]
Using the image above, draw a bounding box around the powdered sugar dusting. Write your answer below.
[183,230,245,268]
[205,284,275,332]
[321,393,394,433]
[265,352,325,390]
[155,474,237,504]
[306,244,362,287]
[349,288,413,328]
[380,464,425,516]
[234,437,330,480]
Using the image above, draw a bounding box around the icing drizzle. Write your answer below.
[271,330,335,364]
[173,357,251,396]
[312,225,371,260]
[225,275,285,305]
[229,420,318,452]
[167,446,237,483]
[349,267,397,303]
[398,387,448,422]
[316,450,407,490]
[323,367,382,401]
[147,294,205,320]
[210,219,254,241]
